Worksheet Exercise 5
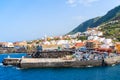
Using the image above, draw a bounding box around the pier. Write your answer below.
[2,56,120,69]
[2,58,102,68]
[2,58,21,66]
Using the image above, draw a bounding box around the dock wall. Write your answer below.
[105,56,120,65]
[20,58,102,68]
[2,58,21,66]
[3,56,120,68]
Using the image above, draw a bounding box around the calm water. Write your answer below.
[0,53,120,80]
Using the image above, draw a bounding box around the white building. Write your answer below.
[43,41,50,45]
[57,40,69,45]
[103,39,112,44]
[3,42,14,48]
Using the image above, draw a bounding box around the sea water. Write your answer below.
[0,53,120,80]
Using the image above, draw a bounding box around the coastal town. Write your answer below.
[2,27,120,68]
[1,1,120,80]
[0,27,120,54]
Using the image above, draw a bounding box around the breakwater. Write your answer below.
[3,56,120,68]
[20,58,102,68]
[2,58,21,66]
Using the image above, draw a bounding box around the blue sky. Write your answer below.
[0,0,120,42]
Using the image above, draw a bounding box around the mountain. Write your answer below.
[69,17,100,34]
[69,5,120,34]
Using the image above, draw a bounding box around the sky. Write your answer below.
[0,0,120,42]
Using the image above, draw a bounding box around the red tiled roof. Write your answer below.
[75,42,84,47]
[97,48,113,53]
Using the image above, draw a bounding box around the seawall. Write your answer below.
[2,56,120,68]
[20,58,102,68]
[104,56,120,65]
[2,58,21,66]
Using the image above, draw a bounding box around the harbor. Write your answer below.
[2,27,120,69]
[2,56,120,68]
[2,49,120,68]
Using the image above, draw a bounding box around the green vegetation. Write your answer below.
[100,20,120,41]
[77,36,87,41]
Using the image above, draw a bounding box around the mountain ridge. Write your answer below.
[69,5,120,34]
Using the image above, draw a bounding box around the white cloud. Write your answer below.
[66,0,77,7]
[67,0,76,4]
[66,0,99,7]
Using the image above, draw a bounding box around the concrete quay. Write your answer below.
[20,58,102,68]
[2,58,21,66]
[2,58,102,68]
[2,56,120,68]
[104,56,120,65]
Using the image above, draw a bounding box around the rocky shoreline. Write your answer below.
[0,47,27,53]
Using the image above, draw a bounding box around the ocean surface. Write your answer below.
[0,53,120,80]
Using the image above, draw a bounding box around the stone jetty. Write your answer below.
[20,58,102,68]
[2,58,21,66]
[104,56,120,65]
[2,56,120,68]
